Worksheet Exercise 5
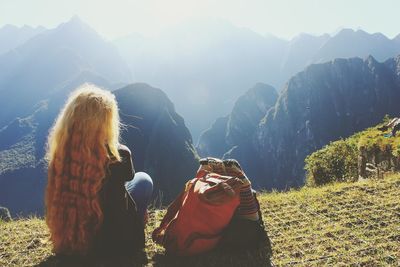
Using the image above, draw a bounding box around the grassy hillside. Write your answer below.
[1,174,399,266]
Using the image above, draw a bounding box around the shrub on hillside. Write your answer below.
[305,139,358,186]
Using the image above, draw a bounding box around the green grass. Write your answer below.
[1,174,399,266]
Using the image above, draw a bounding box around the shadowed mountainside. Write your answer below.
[254,55,400,189]
[199,55,400,189]
[0,82,198,216]
[114,83,199,203]
[197,82,278,158]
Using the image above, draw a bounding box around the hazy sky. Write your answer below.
[0,0,399,40]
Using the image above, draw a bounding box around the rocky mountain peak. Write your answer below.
[55,15,101,39]
[253,55,400,189]
[366,54,379,67]
[197,82,278,158]
[114,83,198,203]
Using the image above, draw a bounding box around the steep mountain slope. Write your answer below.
[280,33,330,80]
[254,55,400,189]
[0,16,131,128]
[197,82,278,158]
[198,55,400,190]
[114,83,198,203]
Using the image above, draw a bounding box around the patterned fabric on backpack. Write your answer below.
[152,163,243,255]
[152,157,265,255]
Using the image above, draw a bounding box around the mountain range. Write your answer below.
[1,17,400,215]
[198,55,400,189]
[2,17,400,139]
[0,16,132,129]
[115,18,400,139]
[0,18,197,216]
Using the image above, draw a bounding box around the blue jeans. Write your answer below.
[125,172,153,221]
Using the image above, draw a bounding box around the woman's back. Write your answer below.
[94,145,145,256]
[45,85,145,256]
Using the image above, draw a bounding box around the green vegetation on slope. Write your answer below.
[1,174,399,266]
[305,117,400,186]
[304,138,359,186]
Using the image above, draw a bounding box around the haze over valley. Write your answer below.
[1,7,400,215]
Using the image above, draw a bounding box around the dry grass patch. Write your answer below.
[262,174,400,266]
[1,174,399,266]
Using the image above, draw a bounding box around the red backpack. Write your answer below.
[152,168,242,256]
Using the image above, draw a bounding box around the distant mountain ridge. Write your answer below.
[0,24,46,55]
[0,17,198,216]
[2,18,400,140]
[0,16,131,128]
[115,20,400,139]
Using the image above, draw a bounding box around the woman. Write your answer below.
[45,84,153,256]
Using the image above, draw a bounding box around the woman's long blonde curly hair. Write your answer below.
[45,84,121,255]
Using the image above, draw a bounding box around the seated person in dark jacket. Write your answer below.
[45,85,153,257]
